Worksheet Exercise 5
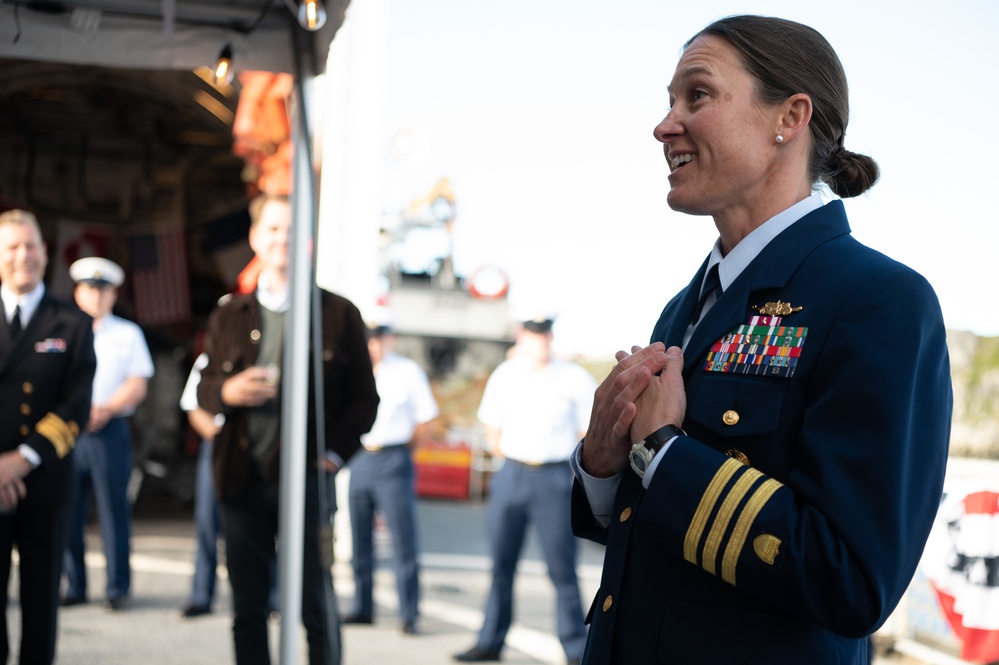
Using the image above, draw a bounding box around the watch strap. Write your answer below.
[641,423,686,453]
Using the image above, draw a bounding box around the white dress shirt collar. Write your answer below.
[255,272,290,313]
[1,281,46,327]
[705,193,826,292]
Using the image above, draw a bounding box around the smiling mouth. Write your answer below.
[670,154,693,172]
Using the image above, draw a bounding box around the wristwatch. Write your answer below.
[629,424,685,478]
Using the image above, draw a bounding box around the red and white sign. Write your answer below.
[51,220,110,300]
[922,488,999,663]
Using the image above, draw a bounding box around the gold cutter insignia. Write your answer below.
[752,301,803,316]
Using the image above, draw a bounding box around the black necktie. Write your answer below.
[9,305,22,338]
[691,265,722,325]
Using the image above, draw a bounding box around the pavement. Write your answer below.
[5,480,955,665]
[11,491,606,665]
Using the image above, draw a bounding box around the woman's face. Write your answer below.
[654,35,782,220]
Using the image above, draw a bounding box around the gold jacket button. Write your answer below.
[619,507,632,523]
[222,361,234,373]
[323,350,334,361]
[22,382,33,394]
[726,449,750,465]
[722,410,740,426]
[20,404,30,416]
[250,329,261,343]
[239,437,249,450]
[19,425,29,437]
[602,595,613,612]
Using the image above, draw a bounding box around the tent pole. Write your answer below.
[277,23,319,665]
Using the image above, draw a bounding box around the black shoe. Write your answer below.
[453,647,501,662]
[103,597,129,611]
[60,596,86,607]
[180,604,211,619]
[342,613,373,625]
[401,620,418,635]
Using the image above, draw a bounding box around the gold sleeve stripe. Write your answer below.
[35,413,80,459]
[701,467,764,575]
[721,478,783,585]
[684,459,743,566]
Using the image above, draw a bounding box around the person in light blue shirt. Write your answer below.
[178,352,223,618]
[455,316,594,664]
[63,256,154,611]
[345,319,438,635]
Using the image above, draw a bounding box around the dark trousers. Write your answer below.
[0,499,70,665]
[64,417,133,601]
[220,472,340,665]
[477,461,587,661]
[347,446,420,622]
[188,441,276,610]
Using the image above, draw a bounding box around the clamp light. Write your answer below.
[214,44,234,85]
[297,0,327,31]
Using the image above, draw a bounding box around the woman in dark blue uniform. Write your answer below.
[572,16,952,665]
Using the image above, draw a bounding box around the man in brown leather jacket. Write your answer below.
[198,193,378,665]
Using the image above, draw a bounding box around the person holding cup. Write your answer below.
[197,193,379,665]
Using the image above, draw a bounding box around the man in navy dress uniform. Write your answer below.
[0,208,96,664]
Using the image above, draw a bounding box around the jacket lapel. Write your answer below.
[680,201,852,377]
[1,295,41,372]
[0,313,10,369]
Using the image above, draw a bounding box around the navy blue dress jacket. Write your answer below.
[572,201,952,664]
[0,293,95,505]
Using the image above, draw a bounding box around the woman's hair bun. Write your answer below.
[825,148,880,198]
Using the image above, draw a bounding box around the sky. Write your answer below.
[369,0,999,357]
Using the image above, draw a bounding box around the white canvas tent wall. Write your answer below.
[0,2,349,662]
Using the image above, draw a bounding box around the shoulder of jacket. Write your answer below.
[216,291,259,309]
[44,294,89,322]
[319,289,347,306]
[321,290,364,320]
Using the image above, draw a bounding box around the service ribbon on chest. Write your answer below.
[704,315,807,378]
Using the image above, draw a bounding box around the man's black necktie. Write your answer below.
[9,305,22,338]
[691,265,722,325]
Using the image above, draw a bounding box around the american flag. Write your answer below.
[127,226,191,325]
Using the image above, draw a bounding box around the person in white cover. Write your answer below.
[454,315,595,665]
[344,317,438,635]
[177,352,223,618]
[62,256,154,611]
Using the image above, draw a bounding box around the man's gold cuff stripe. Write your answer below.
[35,413,79,458]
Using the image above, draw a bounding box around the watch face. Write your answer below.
[629,443,652,477]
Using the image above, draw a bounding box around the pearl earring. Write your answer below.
[776,134,784,144]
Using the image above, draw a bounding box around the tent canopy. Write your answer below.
[0,0,347,72]
[0,1,345,229]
